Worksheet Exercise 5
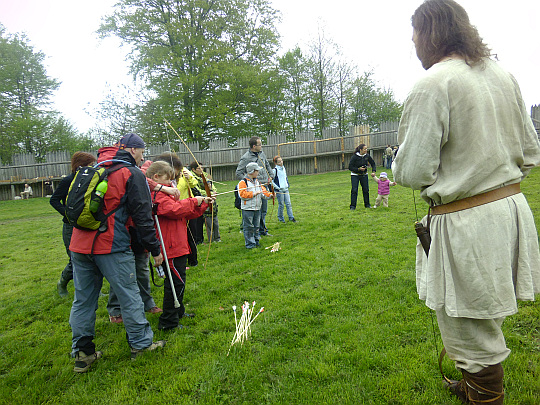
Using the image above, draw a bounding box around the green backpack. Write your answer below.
[65,161,128,231]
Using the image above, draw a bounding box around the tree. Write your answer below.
[334,58,354,137]
[98,0,281,146]
[277,47,310,137]
[305,28,339,136]
[0,26,86,163]
[348,71,402,132]
[85,84,139,146]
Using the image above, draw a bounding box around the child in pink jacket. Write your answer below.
[370,172,396,208]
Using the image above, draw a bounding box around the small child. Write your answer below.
[146,161,213,330]
[370,172,396,208]
[272,156,296,223]
[238,162,273,249]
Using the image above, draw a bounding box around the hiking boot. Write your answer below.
[109,315,123,324]
[57,275,69,297]
[73,350,102,373]
[130,340,167,360]
[147,306,163,314]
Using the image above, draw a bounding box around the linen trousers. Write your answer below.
[436,309,510,373]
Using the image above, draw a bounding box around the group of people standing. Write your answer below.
[44,2,540,402]
[50,133,298,372]
[235,136,297,249]
[50,134,214,372]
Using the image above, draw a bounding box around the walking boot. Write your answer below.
[57,274,69,297]
[73,350,102,373]
[461,364,504,405]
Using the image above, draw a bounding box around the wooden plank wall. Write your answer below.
[0,122,400,200]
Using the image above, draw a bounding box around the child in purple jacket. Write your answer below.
[370,172,396,208]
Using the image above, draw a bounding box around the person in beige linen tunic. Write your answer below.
[393,1,540,403]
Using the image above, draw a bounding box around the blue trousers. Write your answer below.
[242,209,261,248]
[276,190,294,222]
[107,252,157,316]
[70,251,153,355]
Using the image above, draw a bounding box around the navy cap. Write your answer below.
[117,133,145,149]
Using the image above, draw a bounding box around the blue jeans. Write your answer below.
[107,252,157,316]
[276,189,294,222]
[350,175,370,208]
[70,251,153,355]
[259,198,268,234]
[242,210,261,248]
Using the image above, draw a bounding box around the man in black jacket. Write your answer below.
[348,144,376,209]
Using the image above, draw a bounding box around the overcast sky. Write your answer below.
[1,0,539,133]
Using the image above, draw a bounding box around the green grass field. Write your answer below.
[1,170,539,404]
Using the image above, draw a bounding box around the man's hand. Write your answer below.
[162,186,180,200]
[153,253,164,267]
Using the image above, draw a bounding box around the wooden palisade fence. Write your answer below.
[1,111,539,201]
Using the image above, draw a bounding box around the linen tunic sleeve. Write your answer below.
[393,81,448,192]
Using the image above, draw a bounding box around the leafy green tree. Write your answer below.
[0,26,87,163]
[98,0,281,146]
[348,71,403,132]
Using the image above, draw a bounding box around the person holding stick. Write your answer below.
[145,161,213,331]
[238,162,273,249]
[69,133,166,371]
[393,1,540,403]
[236,136,275,236]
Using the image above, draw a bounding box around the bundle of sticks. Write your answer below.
[227,301,264,355]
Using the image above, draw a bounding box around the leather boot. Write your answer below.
[462,364,504,404]
[57,274,69,297]
[446,378,469,404]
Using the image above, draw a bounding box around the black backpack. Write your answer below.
[234,184,242,210]
[65,160,130,231]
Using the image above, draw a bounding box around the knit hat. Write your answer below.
[117,133,146,149]
[246,162,262,174]
[380,172,388,178]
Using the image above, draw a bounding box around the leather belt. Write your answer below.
[430,183,521,215]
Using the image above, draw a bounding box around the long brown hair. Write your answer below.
[411,0,491,70]
[70,152,96,173]
[154,152,182,182]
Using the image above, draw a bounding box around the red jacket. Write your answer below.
[70,147,161,256]
[151,190,208,258]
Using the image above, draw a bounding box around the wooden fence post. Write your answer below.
[313,140,317,173]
